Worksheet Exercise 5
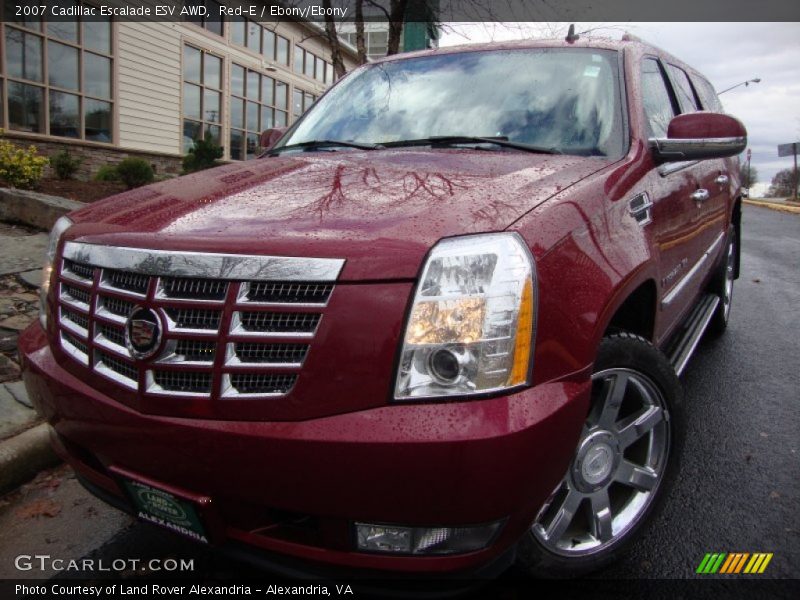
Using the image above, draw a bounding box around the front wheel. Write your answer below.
[516,333,684,577]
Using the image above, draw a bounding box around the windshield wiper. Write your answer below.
[268,139,380,155]
[381,136,562,154]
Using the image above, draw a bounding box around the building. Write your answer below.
[339,18,438,61]
[0,1,359,177]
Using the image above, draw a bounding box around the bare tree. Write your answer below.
[301,1,564,75]
[767,168,797,198]
[739,163,758,188]
[355,0,368,63]
[386,1,409,56]
[322,0,348,77]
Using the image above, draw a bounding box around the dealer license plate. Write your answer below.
[122,479,209,544]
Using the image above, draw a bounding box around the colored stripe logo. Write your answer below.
[697,552,773,574]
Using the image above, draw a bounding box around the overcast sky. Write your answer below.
[439,23,800,193]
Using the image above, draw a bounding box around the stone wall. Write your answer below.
[2,134,183,181]
[0,188,85,230]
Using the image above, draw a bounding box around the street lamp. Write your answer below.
[718,78,761,95]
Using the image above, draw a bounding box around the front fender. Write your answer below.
[515,192,657,384]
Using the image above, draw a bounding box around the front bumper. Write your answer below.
[20,323,590,575]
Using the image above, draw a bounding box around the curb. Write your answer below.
[0,423,61,495]
[0,187,85,230]
[743,199,800,214]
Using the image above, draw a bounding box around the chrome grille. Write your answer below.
[104,269,149,294]
[97,351,138,383]
[165,308,221,330]
[61,331,89,361]
[237,312,320,333]
[231,343,308,364]
[160,277,228,300]
[97,322,126,347]
[62,307,89,331]
[99,295,135,319]
[62,284,91,306]
[55,245,338,403]
[152,371,212,394]
[243,282,333,304]
[227,373,297,396]
[63,259,94,282]
[173,340,216,362]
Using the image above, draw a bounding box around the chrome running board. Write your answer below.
[666,294,720,377]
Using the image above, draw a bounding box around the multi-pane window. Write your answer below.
[342,30,392,61]
[1,5,113,141]
[229,63,289,160]
[261,28,290,66]
[292,88,316,120]
[293,47,331,84]
[182,0,224,36]
[230,17,290,67]
[182,45,223,153]
[276,35,290,66]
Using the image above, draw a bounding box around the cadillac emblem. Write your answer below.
[124,307,162,360]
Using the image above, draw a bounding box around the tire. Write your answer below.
[516,333,684,577]
[707,228,737,337]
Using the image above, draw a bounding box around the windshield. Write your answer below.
[279,48,625,158]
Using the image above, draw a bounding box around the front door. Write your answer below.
[640,57,709,339]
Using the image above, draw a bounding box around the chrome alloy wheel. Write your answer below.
[532,368,670,557]
[722,236,735,321]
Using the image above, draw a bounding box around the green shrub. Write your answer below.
[115,157,154,189]
[93,164,120,182]
[183,135,224,173]
[0,130,49,189]
[51,149,83,180]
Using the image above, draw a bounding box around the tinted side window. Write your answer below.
[667,65,700,113]
[641,58,676,137]
[692,76,724,113]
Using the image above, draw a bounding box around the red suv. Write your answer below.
[20,36,745,577]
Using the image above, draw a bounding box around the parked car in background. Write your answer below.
[20,35,745,577]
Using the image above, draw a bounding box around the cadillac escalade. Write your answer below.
[19,36,746,577]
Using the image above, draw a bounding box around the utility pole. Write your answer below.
[746,149,752,188]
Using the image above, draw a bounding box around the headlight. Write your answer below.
[394,233,536,400]
[39,216,73,328]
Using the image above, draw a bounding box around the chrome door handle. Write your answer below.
[715,174,729,185]
[691,189,710,203]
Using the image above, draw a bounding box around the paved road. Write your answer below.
[593,203,800,579]
[2,204,798,585]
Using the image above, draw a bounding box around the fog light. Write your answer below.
[356,525,412,554]
[355,521,503,555]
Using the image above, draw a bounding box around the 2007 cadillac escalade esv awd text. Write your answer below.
[19,36,746,577]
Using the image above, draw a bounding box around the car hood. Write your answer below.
[68,149,610,280]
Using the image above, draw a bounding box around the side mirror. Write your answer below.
[260,127,287,151]
[650,112,747,162]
